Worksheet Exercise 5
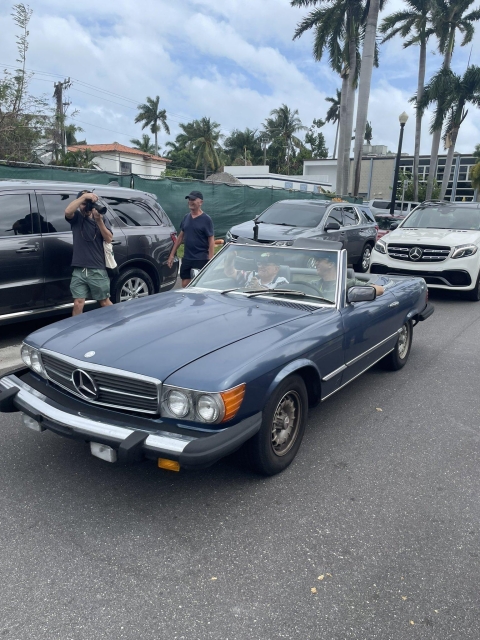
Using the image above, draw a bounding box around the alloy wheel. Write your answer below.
[362,246,372,271]
[397,324,410,359]
[271,390,302,456]
[120,277,150,302]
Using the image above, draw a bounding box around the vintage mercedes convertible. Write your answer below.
[0,241,433,475]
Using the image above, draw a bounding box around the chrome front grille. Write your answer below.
[41,352,160,414]
[387,243,450,262]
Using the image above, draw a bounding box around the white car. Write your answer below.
[370,202,480,301]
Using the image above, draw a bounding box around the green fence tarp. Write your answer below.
[0,164,362,237]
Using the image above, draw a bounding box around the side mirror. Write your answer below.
[324,221,341,231]
[390,221,399,230]
[347,286,376,303]
[253,217,259,241]
[190,268,200,279]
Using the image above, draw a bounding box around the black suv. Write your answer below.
[225,199,378,272]
[0,180,179,325]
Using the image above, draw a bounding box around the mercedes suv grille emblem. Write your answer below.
[409,246,423,261]
[72,369,99,401]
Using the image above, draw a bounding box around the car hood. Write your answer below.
[27,291,313,381]
[231,220,313,241]
[389,227,480,245]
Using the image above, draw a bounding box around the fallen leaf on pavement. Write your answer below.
[311,587,317,594]
[376,408,383,412]
[409,621,415,625]
[318,575,324,581]
[211,577,217,581]
[401,596,407,601]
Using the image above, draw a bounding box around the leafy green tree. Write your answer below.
[130,134,155,154]
[364,120,373,144]
[381,1,436,201]
[65,123,85,146]
[223,128,263,165]
[473,143,480,161]
[192,117,223,179]
[325,89,341,158]
[305,118,329,158]
[51,148,99,169]
[423,0,480,199]
[292,0,365,194]
[262,104,307,174]
[397,170,440,200]
[470,162,480,193]
[134,96,170,156]
[0,4,52,162]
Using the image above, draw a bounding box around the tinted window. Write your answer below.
[361,208,375,223]
[40,193,77,233]
[105,198,159,226]
[0,194,32,237]
[375,216,395,230]
[343,207,360,226]
[372,201,390,209]
[326,208,343,226]
[403,206,480,230]
[257,203,327,228]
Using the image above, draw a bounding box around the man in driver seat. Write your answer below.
[312,256,384,299]
[224,252,289,290]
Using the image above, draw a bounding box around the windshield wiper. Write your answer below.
[246,290,334,303]
[272,222,297,227]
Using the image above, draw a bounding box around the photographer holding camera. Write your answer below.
[65,190,113,316]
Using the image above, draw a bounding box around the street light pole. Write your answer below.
[390,111,409,216]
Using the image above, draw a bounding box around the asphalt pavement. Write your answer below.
[0,289,479,639]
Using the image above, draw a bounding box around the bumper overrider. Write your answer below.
[0,369,262,470]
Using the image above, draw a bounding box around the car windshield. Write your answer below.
[256,203,327,228]
[402,206,480,230]
[189,244,339,303]
[375,216,401,230]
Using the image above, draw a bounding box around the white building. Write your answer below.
[68,143,171,177]
[223,165,331,193]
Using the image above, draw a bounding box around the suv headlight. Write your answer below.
[451,244,478,259]
[374,239,387,254]
[161,383,245,424]
[21,343,46,377]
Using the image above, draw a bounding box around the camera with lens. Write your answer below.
[84,199,107,215]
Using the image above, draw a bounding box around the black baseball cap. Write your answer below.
[77,189,92,199]
[185,190,203,200]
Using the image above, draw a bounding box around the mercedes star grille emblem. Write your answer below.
[409,246,423,261]
[72,369,99,401]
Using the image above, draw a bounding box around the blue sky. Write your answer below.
[0,0,479,160]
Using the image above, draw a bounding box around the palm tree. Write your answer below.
[64,123,85,146]
[130,134,155,154]
[351,0,382,196]
[325,89,341,158]
[380,0,435,201]
[224,128,263,165]
[134,96,170,156]
[419,66,480,199]
[424,0,480,199]
[262,104,307,174]
[292,0,364,194]
[192,117,223,179]
[364,120,373,144]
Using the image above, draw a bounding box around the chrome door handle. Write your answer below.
[389,301,399,307]
[16,246,37,253]
[111,240,122,245]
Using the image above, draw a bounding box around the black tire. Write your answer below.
[382,320,413,370]
[465,272,480,301]
[246,375,308,476]
[112,268,155,303]
[355,243,373,273]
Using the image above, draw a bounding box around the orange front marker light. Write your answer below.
[220,383,246,422]
[158,458,180,472]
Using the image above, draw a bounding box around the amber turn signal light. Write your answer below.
[220,383,246,422]
[158,458,180,472]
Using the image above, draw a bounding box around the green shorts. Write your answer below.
[70,267,110,301]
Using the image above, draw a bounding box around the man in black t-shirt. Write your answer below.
[65,190,114,316]
[167,190,215,287]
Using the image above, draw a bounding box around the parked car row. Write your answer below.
[0,180,179,325]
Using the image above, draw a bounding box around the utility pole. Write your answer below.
[53,78,71,159]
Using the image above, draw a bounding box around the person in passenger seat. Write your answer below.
[312,257,384,298]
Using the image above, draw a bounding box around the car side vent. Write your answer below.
[266,300,315,312]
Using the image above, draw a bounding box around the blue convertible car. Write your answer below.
[0,242,433,475]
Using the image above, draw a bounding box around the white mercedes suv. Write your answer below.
[370,202,480,301]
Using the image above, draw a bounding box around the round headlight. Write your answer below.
[197,394,221,423]
[167,390,189,418]
[21,344,32,367]
[30,350,44,375]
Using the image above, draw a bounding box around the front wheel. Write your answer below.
[112,268,155,303]
[382,320,412,370]
[246,375,308,476]
[355,244,373,273]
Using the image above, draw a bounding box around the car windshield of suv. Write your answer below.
[189,244,339,303]
[402,206,480,230]
[256,203,327,228]
[375,216,401,230]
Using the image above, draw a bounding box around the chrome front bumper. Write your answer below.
[0,373,262,469]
